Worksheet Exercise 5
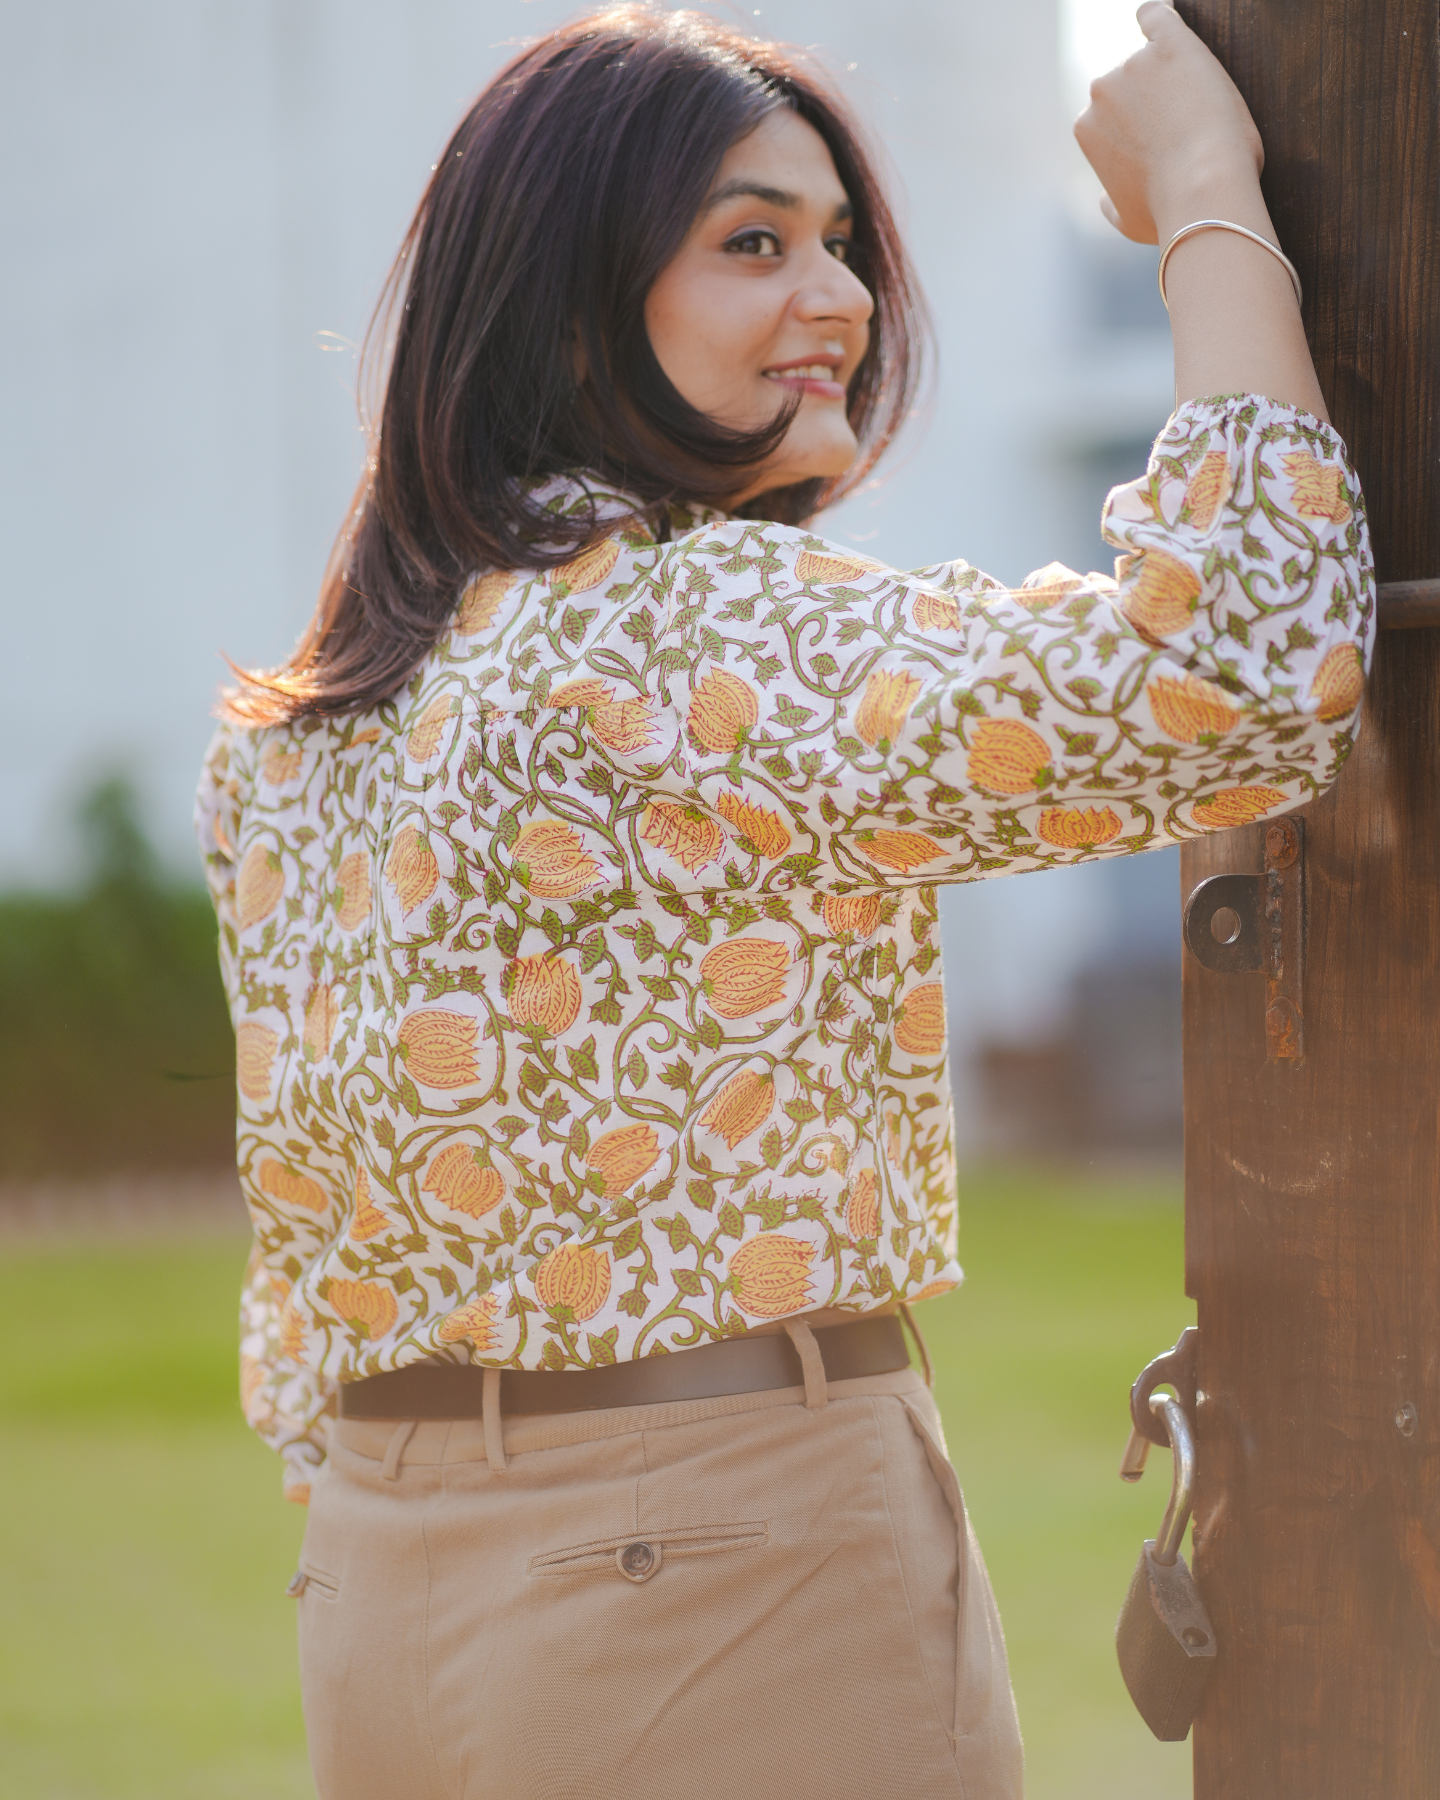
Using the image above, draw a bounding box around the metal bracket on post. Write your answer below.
[1183,817,1305,1060]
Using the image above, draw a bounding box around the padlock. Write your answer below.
[1115,1390,1217,1740]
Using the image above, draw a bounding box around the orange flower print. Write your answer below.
[348,1166,389,1242]
[689,668,759,754]
[1147,672,1241,742]
[1016,562,1083,611]
[855,668,922,746]
[641,801,724,873]
[512,819,600,898]
[551,538,620,593]
[911,1279,958,1302]
[236,1022,279,1101]
[261,747,303,784]
[968,719,1051,794]
[714,791,792,858]
[856,830,944,874]
[911,590,960,632]
[349,726,381,747]
[236,845,284,929]
[729,1234,816,1317]
[548,678,614,708]
[893,984,946,1057]
[822,893,883,937]
[398,1009,479,1089]
[456,570,512,634]
[1311,643,1364,721]
[328,1279,398,1340]
[507,954,582,1034]
[1282,451,1352,523]
[406,694,458,762]
[1183,452,1232,530]
[1119,547,1201,645]
[548,681,658,753]
[699,1069,775,1149]
[700,938,790,1018]
[385,826,440,914]
[533,1243,612,1320]
[278,1296,306,1360]
[587,1123,661,1198]
[794,549,878,584]
[1192,785,1288,829]
[257,1158,328,1214]
[335,852,371,931]
[845,1168,880,1241]
[591,697,658,755]
[422,1144,505,1219]
[1035,806,1123,850]
[437,1292,501,1350]
[302,985,339,1062]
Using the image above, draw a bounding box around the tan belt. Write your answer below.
[338,1314,913,1420]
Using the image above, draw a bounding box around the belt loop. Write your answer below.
[482,1368,507,1472]
[783,1319,829,1410]
[381,1418,418,1480]
[899,1303,934,1389]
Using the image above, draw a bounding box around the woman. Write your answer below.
[196,6,1371,1796]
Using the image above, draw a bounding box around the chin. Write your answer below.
[775,434,861,489]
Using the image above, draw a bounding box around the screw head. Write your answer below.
[1395,1403,1418,1437]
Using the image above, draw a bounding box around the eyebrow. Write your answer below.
[702,178,852,222]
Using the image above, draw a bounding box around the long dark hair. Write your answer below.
[229,5,926,723]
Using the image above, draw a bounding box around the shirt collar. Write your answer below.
[527,472,731,541]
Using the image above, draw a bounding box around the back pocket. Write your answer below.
[529,1521,767,1585]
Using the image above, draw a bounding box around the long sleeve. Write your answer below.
[195,724,336,1501]
[658,393,1370,881]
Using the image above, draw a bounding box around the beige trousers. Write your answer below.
[296,1365,1024,1800]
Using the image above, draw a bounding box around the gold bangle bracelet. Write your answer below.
[1157,219,1304,312]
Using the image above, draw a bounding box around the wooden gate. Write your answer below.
[1174,1,1440,1792]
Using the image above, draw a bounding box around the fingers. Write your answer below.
[1100,194,1123,232]
[1137,1,1180,41]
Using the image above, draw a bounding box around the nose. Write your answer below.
[792,243,875,327]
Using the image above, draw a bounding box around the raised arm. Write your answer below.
[1075,1,1328,418]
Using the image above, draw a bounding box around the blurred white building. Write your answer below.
[0,0,1178,1154]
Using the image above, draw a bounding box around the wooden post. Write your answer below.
[1175,0,1440,1793]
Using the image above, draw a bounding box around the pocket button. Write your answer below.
[616,1541,661,1583]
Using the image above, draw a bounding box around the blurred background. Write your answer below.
[0,3,1193,1797]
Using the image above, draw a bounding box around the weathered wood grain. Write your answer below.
[1175,2,1440,1793]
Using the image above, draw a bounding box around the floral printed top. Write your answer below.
[196,394,1372,1497]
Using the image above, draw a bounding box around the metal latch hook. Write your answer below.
[1147,1392,1196,1566]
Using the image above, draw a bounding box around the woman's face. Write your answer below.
[645,108,875,505]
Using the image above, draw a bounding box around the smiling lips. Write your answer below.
[762,357,846,399]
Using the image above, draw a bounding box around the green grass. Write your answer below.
[0,1166,1194,1799]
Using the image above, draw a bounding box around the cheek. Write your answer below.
[644,268,776,411]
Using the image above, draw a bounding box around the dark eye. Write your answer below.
[826,236,854,264]
[725,229,782,258]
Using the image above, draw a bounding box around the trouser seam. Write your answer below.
[870,1396,964,1779]
[422,1424,460,1800]
[898,1394,974,1789]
